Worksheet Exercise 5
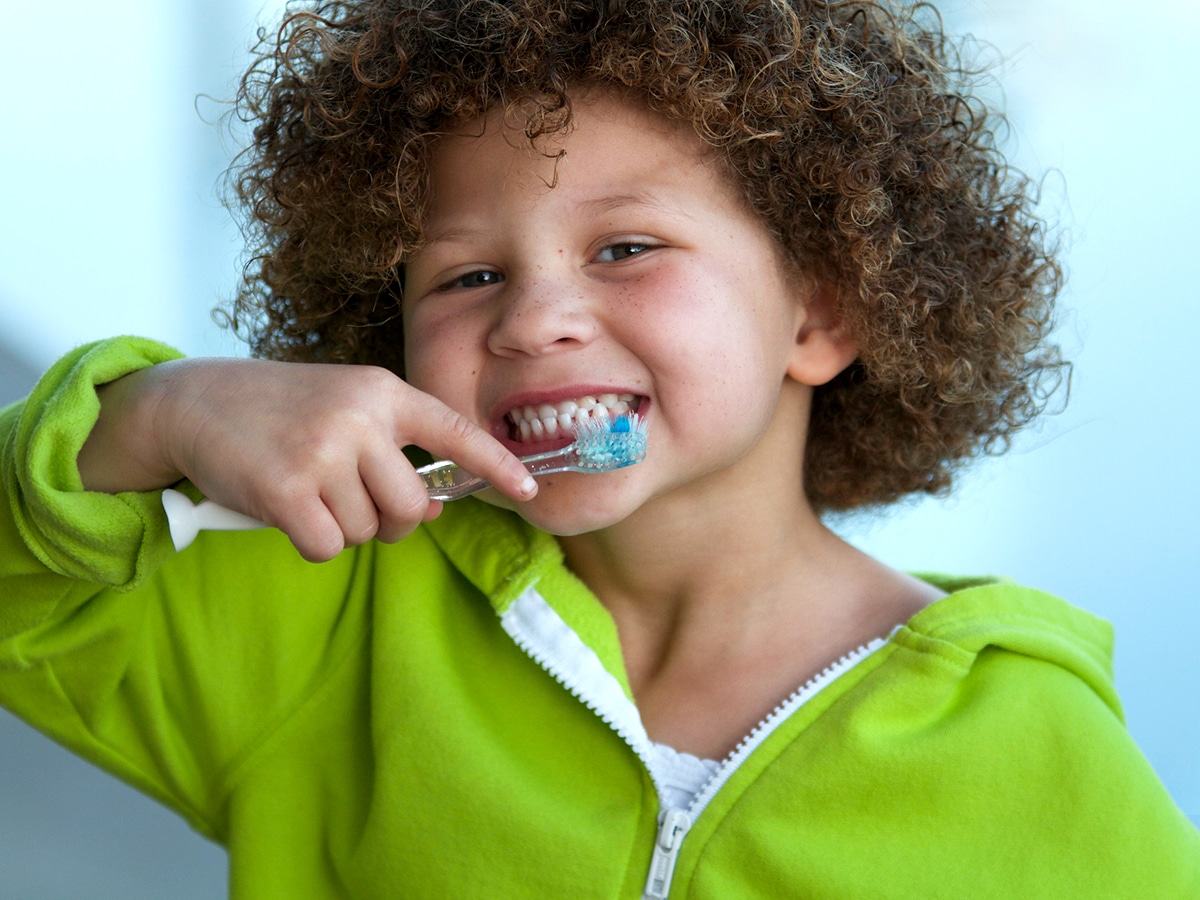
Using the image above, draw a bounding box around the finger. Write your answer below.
[402,398,538,502]
[319,482,383,549]
[358,450,436,544]
[270,494,349,563]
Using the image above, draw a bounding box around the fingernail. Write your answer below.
[520,475,537,497]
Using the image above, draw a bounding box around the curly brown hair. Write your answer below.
[227,0,1065,511]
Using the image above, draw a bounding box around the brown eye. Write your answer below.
[442,270,505,291]
[596,243,652,262]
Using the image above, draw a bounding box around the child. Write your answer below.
[2,0,1197,896]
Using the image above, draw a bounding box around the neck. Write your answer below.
[558,475,831,618]
[556,441,863,674]
[550,387,943,758]
[561,377,832,608]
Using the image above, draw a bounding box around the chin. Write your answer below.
[481,475,644,536]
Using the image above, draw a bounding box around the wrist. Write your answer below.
[78,364,185,493]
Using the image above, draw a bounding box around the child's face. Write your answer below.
[402,90,844,534]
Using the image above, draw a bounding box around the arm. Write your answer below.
[1,338,183,596]
[0,337,535,836]
[75,354,538,562]
[0,338,224,831]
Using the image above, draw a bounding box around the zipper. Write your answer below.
[638,637,887,898]
[499,589,667,779]
[681,636,888,822]
[644,809,692,899]
[499,587,891,900]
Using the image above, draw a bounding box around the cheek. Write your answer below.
[400,315,433,390]
[402,307,478,393]
[632,268,768,374]
[636,282,794,437]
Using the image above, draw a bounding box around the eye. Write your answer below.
[439,269,505,291]
[595,242,654,263]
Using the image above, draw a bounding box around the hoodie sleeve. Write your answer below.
[0,338,370,842]
[0,338,185,645]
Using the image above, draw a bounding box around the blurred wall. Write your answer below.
[0,343,39,407]
[841,0,1200,830]
[0,0,1196,896]
[0,0,272,895]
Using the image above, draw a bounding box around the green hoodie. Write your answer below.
[2,338,1198,898]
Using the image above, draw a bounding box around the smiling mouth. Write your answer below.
[507,393,640,443]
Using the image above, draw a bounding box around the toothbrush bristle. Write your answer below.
[572,414,647,470]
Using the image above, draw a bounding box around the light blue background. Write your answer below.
[1,0,1196,895]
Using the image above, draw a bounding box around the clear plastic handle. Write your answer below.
[161,414,646,551]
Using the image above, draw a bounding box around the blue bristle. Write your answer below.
[574,414,647,469]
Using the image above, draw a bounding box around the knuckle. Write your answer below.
[305,368,398,437]
[394,488,429,523]
[289,519,345,564]
[375,519,419,544]
[284,433,366,487]
[356,364,398,392]
[342,516,380,547]
[262,473,310,512]
[343,368,400,420]
[379,479,430,530]
[440,408,480,446]
[434,409,510,471]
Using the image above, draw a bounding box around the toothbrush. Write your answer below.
[161,413,647,552]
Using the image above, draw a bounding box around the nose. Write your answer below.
[486,276,600,358]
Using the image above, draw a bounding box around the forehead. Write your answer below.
[420,90,732,228]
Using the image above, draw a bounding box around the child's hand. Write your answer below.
[78,358,537,561]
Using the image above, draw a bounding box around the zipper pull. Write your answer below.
[643,808,692,899]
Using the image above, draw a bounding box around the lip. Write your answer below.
[489,386,649,455]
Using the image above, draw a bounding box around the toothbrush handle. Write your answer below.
[418,445,578,501]
[417,458,491,501]
[161,489,268,553]
[161,447,576,551]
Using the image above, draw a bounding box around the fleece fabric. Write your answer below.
[2,338,1198,899]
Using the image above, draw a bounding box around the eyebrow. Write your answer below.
[420,188,697,247]
[576,190,696,221]
[420,225,487,247]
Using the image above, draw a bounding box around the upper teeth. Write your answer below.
[508,393,636,441]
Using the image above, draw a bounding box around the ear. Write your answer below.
[786,280,858,386]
